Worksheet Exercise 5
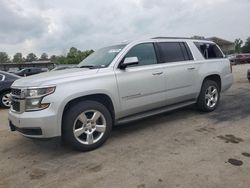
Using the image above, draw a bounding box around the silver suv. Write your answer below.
[9,37,233,151]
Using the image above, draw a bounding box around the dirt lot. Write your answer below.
[0,65,250,188]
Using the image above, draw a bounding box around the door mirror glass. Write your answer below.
[120,57,139,69]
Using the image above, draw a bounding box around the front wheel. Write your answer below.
[62,100,112,151]
[197,80,220,112]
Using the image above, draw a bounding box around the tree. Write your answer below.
[26,53,37,62]
[65,47,94,64]
[242,37,250,53]
[50,55,67,64]
[234,38,243,54]
[0,52,11,64]
[12,53,23,63]
[40,53,48,61]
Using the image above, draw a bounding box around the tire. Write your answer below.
[0,90,11,108]
[197,80,220,112]
[62,100,112,151]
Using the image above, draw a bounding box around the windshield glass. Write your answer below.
[78,44,126,68]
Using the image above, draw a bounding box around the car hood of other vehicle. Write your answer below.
[12,68,99,87]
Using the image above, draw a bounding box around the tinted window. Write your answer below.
[156,42,192,63]
[195,42,224,59]
[0,75,3,81]
[125,43,157,66]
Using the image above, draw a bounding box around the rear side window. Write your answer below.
[156,42,193,63]
[194,42,224,59]
[125,43,157,66]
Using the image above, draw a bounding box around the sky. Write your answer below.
[0,0,249,57]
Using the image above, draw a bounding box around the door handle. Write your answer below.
[152,72,163,76]
[187,67,195,70]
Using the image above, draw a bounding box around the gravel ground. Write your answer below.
[0,64,250,188]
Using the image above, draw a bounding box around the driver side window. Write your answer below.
[125,43,157,67]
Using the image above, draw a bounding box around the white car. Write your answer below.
[9,37,233,151]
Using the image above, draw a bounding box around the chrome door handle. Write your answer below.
[187,67,195,70]
[152,72,163,76]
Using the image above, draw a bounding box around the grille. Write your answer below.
[12,101,20,112]
[11,88,21,96]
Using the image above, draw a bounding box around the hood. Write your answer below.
[12,68,99,87]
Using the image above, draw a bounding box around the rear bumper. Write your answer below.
[221,73,233,92]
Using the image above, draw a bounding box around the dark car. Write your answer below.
[235,54,250,64]
[0,71,20,108]
[248,69,250,82]
[14,67,46,77]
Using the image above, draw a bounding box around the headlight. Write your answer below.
[25,87,55,98]
[24,86,56,111]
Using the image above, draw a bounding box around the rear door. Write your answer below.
[155,42,198,105]
[115,43,167,117]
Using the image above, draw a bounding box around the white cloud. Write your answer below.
[0,0,249,57]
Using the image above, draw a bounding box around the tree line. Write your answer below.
[234,37,250,54]
[0,47,94,64]
[1,37,250,64]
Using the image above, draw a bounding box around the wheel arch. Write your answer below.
[61,93,115,134]
[202,74,221,92]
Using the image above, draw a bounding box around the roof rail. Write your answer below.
[152,37,209,40]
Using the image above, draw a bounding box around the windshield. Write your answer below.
[78,44,126,68]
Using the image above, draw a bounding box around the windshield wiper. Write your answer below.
[78,65,103,69]
[79,65,99,69]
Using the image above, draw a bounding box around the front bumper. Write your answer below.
[8,108,60,138]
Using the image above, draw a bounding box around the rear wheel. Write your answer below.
[62,100,112,151]
[197,80,220,112]
[0,91,11,108]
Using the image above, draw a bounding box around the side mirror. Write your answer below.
[120,57,139,69]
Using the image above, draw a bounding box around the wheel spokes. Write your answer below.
[91,111,101,122]
[74,127,85,137]
[78,113,87,124]
[73,110,106,145]
[96,124,106,132]
[87,133,94,144]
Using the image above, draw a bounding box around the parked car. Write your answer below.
[9,37,233,151]
[0,71,20,108]
[248,69,250,82]
[235,54,250,64]
[13,67,46,76]
[226,54,237,65]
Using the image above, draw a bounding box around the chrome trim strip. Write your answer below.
[122,85,192,100]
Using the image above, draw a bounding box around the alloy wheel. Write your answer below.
[73,110,106,145]
[205,86,218,108]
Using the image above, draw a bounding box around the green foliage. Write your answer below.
[65,47,94,64]
[241,37,250,53]
[0,52,11,64]
[50,47,94,64]
[13,53,24,63]
[2,47,94,64]
[26,53,38,62]
[40,53,49,60]
[234,39,243,54]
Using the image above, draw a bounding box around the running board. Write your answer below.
[116,100,196,125]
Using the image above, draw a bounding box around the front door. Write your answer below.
[115,43,166,117]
